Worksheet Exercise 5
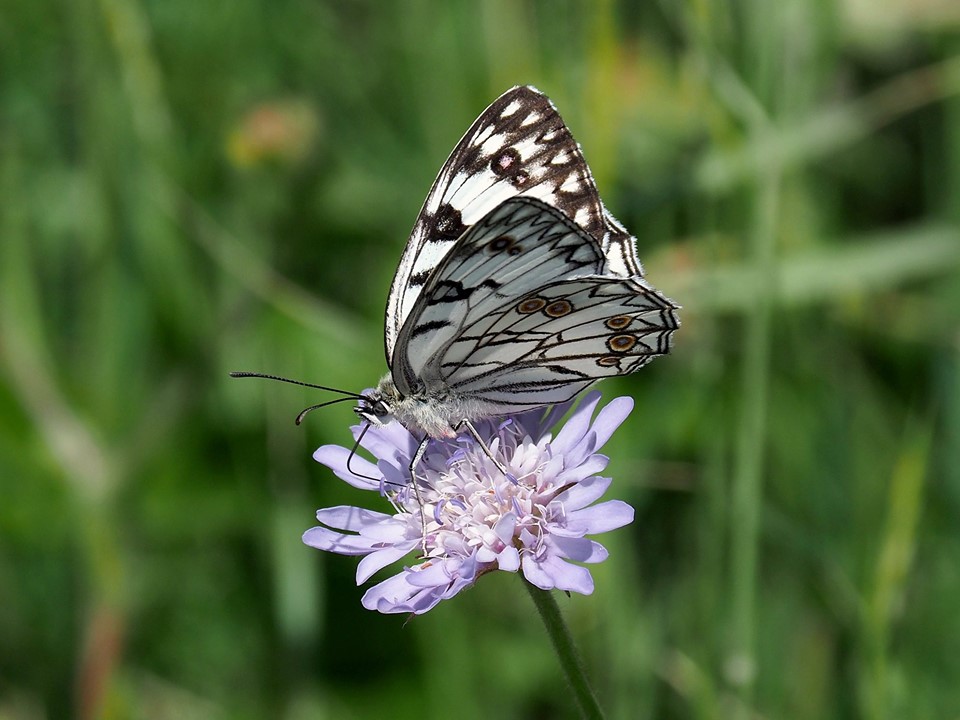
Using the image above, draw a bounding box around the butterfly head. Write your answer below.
[354,374,401,427]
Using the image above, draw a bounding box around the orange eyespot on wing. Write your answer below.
[605,315,632,330]
[607,334,637,353]
[544,299,573,317]
[517,297,548,314]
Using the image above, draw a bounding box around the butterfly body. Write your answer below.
[358,372,502,438]
[358,86,679,442]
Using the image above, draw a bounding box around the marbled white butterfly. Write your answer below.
[354,85,679,443]
[233,86,679,479]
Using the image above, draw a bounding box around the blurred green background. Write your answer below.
[2,1,959,718]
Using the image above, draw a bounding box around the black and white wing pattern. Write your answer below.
[393,198,679,411]
[385,85,643,363]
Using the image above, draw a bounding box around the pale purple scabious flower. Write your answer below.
[303,391,635,615]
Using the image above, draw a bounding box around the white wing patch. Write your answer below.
[479,132,506,156]
[500,99,522,118]
[521,111,541,127]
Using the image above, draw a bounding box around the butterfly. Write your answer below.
[353,85,679,447]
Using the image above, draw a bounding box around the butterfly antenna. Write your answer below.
[229,371,364,399]
[295,397,358,426]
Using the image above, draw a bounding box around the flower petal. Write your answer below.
[590,396,634,451]
[555,454,609,485]
[540,454,565,483]
[378,459,409,489]
[493,513,517,544]
[354,422,417,463]
[549,391,602,456]
[476,546,498,563]
[302,527,382,555]
[553,475,613,511]
[547,557,595,594]
[521,396,577,439]
[521,553,554,589]
[313,445,380,489]
[361,572,437,614]
[359,519,415,543]
[497,546,520,571]
[566,499,635,534]
[357,542,417,583]
[315,505,393,531]
[566,431,599,468]
[360,557,478,615]
[523,554,595,594]
[549,536,609,563]
[405,558,460,587]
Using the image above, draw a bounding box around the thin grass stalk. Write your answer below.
[728,136,780,717]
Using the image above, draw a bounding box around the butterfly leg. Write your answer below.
[408,436,432,557]
[453,419,514,482]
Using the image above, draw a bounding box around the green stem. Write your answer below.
[521,579,605,720]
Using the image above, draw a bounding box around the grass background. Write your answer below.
[2,1,959,718]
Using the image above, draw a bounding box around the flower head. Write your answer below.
[303,391,636,615]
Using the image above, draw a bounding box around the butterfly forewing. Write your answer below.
[391,197,606,396]
[385,85,644,363]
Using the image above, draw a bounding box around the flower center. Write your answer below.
[406,425,557,558]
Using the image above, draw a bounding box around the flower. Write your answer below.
[303,391,636,615]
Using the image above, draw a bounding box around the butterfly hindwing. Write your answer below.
[385,85,644,363]
[441,277,678,412]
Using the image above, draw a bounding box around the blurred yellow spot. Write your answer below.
[227,99,320,168]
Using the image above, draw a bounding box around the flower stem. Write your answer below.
[522,578,605,720]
